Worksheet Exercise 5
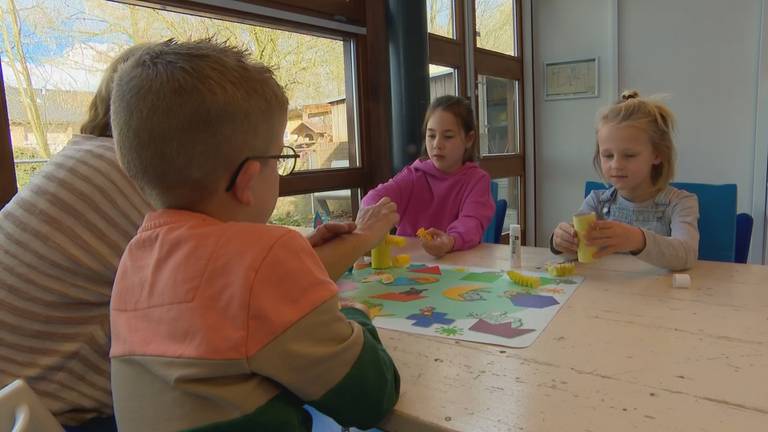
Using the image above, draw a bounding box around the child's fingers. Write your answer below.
[585,224,615,241]
[554,235,577,253]
[593,244,621,258]
[556,238,578,252]
[585,236,615,248]
[422,241,447,258]
[560,223,577,237]
[425,227,445,236]
[555,231,578,249]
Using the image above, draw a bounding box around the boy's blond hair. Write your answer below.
[111,39,288,208]
[595,90,676,191]
[80,43,152,138]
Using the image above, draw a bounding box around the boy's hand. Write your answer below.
[585,220,646,258]
[307,222,356,247]
[355,197,400,247]
[553,222,578,254]
[420,228,455,258]
[339,299,371,318]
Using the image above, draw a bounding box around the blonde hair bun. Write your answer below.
[621,90,640,101]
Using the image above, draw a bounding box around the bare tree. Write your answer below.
[427,0,454,37]
[0,0,51,158]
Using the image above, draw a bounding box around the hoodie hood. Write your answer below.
[411,158,479,178]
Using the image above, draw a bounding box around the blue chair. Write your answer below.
[584,181,739,263]
[735,213,754,264]
[483,181,507,244]
[493,199,508,243]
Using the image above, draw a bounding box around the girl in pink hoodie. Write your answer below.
[362,96,495,257]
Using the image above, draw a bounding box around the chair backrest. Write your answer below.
[584,181,738,262]
[493,199,508,244]
[735,212,754,264]
[0,380,64,432]
[482,181,499,243]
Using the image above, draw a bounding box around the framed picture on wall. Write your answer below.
[544,57,599,100]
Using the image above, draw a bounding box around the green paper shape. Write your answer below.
[461,272,502,283]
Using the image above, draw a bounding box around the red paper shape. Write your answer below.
[371,292,426,302]
[469,319,535,339]
[410,265,442,275]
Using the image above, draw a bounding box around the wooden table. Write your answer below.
[375,240,768,432]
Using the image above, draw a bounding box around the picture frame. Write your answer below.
[544,57,599,100]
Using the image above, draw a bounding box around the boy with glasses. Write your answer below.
[109,39,400,431]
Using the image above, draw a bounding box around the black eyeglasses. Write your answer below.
[225,145,299,191]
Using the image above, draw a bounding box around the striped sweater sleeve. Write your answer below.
[0,135,152,425]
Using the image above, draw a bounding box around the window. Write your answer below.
[0,0,390,219]
[478,75,519,155]
[426,0,526,240]
[475,0,517,56]
[270,188,359,228]
[426,0,455,39]
[429,64,458,100]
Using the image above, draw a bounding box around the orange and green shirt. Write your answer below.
[110,210,399,431]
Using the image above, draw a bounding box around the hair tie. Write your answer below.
[621,90,639,101]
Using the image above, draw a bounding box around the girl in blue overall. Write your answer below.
[551,90,699,271]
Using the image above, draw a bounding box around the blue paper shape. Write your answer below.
[406,311,455,328]
[390,276,415,286]
[508,294,559,309]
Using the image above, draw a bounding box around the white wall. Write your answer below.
[532,0,618,246]
[531,0,768,264]
[619,0,765,263]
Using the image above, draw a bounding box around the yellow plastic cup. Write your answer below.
[572,212,598,263]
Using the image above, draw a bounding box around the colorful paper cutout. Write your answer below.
[436,325,464,337]
[410,265,442,275]
[539,286,565,295]
[400,288,427,296]
[371,291,426,302]
[507,293,560,308]
[406,307,455,327]
[461,272,503,283]
[442,285,488,302]
[390,276,416,286]
[361,300,394,319]
[469,319,536,339]
[410,276,439,284]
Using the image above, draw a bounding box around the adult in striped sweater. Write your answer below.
[108,39,400,431]
[0,43,152,430]
[0,43,390,430]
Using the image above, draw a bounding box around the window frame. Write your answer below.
[427,0,527,242]
[0,71,15,207]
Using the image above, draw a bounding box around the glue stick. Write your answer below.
[510,224,522,268]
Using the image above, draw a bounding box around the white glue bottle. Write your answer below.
[509,224,522,268]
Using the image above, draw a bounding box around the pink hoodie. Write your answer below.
[361,159,494,251]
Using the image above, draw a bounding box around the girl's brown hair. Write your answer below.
[80,43,151,137]
[420,95,478,163]
[595,90,677,190]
